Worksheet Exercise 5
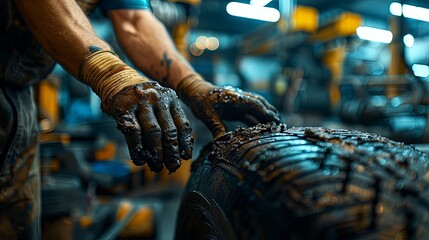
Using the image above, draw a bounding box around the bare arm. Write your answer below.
[15,0,194,172]
[14,0,111,77]
[108,9,280,138]
[108,10,195,90]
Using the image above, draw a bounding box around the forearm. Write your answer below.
[14,0,111,77]
[108,10,195,90]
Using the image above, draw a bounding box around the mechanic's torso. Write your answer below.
[0,0,101,88]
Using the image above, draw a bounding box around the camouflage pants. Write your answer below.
[0,85,40,240]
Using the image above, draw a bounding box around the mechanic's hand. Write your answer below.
[104,81,193,173]
[79,50,193,173]
[177,74,280,139]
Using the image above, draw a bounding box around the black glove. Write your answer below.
[177,74,280,139]
[105,81,193,173]
[79,50,193,173]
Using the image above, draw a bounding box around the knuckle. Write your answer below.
[146,123,162,136]
[163,125,178,139]
[116,115,137,133]
[144,88,161,100]
[178,119,192,133]
[183,119,192,129]
[165,88,177,97]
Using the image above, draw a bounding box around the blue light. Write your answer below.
[356,26,393,44]
[226,2,280,22]
[250,0,272,7]
[390,2,429,22]
[412,64,429,78]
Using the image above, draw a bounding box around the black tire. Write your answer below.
[175,123,429,240]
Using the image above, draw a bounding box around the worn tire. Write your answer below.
[175,123,429,240]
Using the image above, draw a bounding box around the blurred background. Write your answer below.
[38,0,429,239]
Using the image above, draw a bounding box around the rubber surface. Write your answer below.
[176,123,429,240]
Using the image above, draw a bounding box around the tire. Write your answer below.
[175,123,429,240]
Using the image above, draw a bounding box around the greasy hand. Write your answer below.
[177,75,280,139]
[104,81,193,173]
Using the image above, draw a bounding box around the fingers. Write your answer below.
[137,103,164,172]
[246,92,279,114]
[170,99,193,160]
[200,109,227,140]
[139,89,192,173]
[115,113,146,166]
[154,101,182,173]
[110,82,193,173]
[240,95,281,124]
[217,89,280,125]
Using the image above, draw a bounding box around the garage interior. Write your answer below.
[38,0,429,239]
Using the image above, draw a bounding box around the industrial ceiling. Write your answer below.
[196,0,429,35]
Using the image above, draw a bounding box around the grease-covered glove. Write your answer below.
[78,50,193,173]
[176,74,280,139]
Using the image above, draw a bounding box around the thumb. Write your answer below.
[201,112,227,140]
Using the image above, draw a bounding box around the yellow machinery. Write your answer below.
[37,74,61,133]
[311,12,361,42]
[387,16,407,98]
[313,13,362,108]
[239,5,319,56]
[238,6,361,113]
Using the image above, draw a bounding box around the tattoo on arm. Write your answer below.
[88,45,104,53]
[161,52,172,83]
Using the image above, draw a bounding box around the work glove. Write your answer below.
[177,74,281,139]
[79,50,193,173]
